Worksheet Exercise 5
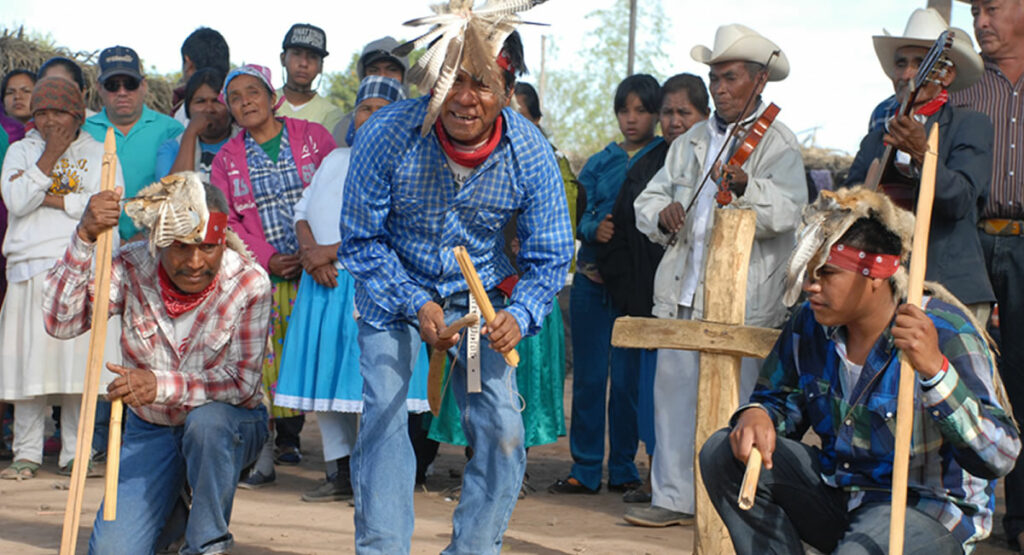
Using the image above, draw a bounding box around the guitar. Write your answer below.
[863,30,954,206]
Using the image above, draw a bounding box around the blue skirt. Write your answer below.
[274,270,429,413]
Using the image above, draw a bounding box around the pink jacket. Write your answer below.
[211,117,335,269]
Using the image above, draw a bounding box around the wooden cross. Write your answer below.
[612,209,781,554]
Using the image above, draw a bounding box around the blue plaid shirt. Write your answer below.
[742,299,1019,550]
[868,95,899,133]
[339,96,573,335]
[245,129,302,255]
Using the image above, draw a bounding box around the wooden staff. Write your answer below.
[888,123,939,555]
[104,406,123,519]
[427,313,480,415]
[737,447,762,511]
[452,246,519,367]
[60,128,118,554]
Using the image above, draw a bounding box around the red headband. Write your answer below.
[827,244,900,279]
[203,212,228,245]
[496,50,512,72]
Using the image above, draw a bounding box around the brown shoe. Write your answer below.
[547,476,599,494]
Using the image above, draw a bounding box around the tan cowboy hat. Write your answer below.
[690,23,790,82]
[872,8,983,92]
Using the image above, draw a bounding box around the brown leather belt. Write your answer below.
[979,218,1024,236]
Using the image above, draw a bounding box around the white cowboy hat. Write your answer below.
[872,8,983,92]
[690,23,790,82]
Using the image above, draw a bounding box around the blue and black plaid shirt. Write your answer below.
[741,298,1019,550]
[339,96,573,335]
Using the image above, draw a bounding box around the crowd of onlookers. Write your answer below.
[2,1,1024,552]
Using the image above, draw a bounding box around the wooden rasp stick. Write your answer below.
[61,128,118,553]
[737,447,762,511]
[888,123,939,555]
[452,246,519,367]
[427,313,480,416]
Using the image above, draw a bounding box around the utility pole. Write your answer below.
[626,0,634,76]
[539,35,547,103]
[927,0,952,22]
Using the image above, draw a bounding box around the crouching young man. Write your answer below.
[699,186,1020,554]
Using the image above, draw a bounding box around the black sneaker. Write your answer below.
[301,475,352,502]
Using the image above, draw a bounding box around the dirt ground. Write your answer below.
[0,378,1018,555]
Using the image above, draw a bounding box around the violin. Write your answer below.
[715,103,781,206]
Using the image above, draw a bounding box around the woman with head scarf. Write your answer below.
[272,76,430,499]
[209,64,335,485]
[0,77,123,479]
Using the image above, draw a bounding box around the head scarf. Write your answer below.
[31,76,85,123]
[347,76,406,146]
[220,64,285,111]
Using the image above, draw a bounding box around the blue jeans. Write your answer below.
[699,429,962,554]
[352,291,525,554]
[89,403,268,555]
[568,273,642,489]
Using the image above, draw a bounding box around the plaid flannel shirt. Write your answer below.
[740,298,1020,550]
[868,95,900,134]
[42,232,272,427]
[339,96,573,336]
[246,130,303,255]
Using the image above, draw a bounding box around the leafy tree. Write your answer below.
[543,0,670,160]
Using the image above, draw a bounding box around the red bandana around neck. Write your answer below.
[827,243,901,279]
[914,89,948,118]
[435,114,504,168]
[158,263,218,318]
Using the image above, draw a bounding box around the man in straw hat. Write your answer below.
[845,7,994,323]
[628,23,806,527]
[338,1,572,552]
[42,174,271,554]
[951,1,1024,548]
[700,186,1019,554]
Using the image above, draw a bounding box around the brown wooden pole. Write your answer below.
[452,246,519,367]
[60,127,118,554]
[737,447,762,511]
[888,123,939,554]
[693,209,757,555]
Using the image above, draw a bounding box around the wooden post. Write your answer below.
[888,123,939,555]
[60,127,117,554]
[693,208,757,555]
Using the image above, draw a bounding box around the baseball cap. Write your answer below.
[358,36,408,79]
[282,23,329,57]
[98,45,143,83]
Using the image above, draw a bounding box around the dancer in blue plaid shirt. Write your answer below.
[700,187,1020,554]
[339,19,572,555]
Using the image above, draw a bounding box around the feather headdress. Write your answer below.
[782,186,915,307]
[396,0,548,135]
[123,172,251,261]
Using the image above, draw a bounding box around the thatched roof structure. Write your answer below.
[1,26,175,115]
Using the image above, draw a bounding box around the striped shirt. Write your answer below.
[42,232,272,427]
[741,298,1019,551]
[951,56,1024,219]
[339,96,573,336]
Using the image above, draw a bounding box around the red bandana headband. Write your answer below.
[204,212,228,245]
[827,244,901,279]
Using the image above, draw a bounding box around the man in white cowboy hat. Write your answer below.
[629,23,806,527]
[845,7,995,322]
[699,185,1018,554]
[951,0,1024,550]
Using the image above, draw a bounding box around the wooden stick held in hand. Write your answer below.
[888,123,939,555]
[452,246,519,367]
[427,313,480,416]
[60,128,118,553]
[738,447,762,511]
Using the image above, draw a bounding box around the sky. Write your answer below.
[2,0,977,154]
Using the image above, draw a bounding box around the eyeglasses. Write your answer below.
[103,77,140,92]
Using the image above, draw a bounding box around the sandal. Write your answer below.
[1,459,40,480]
[547,476,599,494]
[58,458,102,478]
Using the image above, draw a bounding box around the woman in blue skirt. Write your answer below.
[275,76,429,502]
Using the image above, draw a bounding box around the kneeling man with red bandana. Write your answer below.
[43,173,271,555]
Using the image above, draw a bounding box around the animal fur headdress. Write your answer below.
[396,0,547,135]
[123,171,250,259]
[783,186,915,307]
